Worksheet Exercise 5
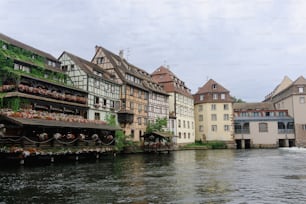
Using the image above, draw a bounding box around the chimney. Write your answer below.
[119,50,124,59]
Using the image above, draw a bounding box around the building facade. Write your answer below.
[151,66,195,144]
[0,33,88,116]
[92,47,169,141]
[193,79,234,146]
[264,76,306,147]
[58,52,121,122]
[233,102,295,148]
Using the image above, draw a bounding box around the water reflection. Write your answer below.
[1,149,306,203]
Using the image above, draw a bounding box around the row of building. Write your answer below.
[1,33,305,148]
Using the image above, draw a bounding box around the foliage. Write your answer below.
[232,96,245,103]
[0,40,45,68]
[185,140,227,149]
[146,117,168,134]
[105,114,131,152]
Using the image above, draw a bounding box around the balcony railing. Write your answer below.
[234,129,250,134]
[278,129,294,134]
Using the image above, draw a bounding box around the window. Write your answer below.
[2,44,7,50]
[259,123,268,132]
[213,94,218,100]
[199,125,204,132]
[138,104,142,112]
[302,124,306,130]
[94,96,100,104]
[299,87,304,93]
[178,132,181,139]
[183,133,186,139]
[94,112,100,120]
[183,120,186,128]
[200,94,204,101]
[212,125,217,132]
[110,100,114,108]
[103,99,107,107]
[211,104,216,110]
[221,93,225,100]
[178,120,181,128]
[300,97,305,104]
[224,104,229,110]
[211,114,217,121]
[137,117,142,125]
[130,87,134,96]
[279,112,285,116]
[188,133,190,139]
[144,118,148,125]
[97,57,104,64]
[224,114,229,121]
[212,84,217,89]
[187,121,190,129]
[198,105,203,112]
[224,125,230,131]
[70,64,75,70]
[130,102,134,110]
[199,115,203,121]
[171,120,175,129]
[62,65,68,72]
[144,92,149,100]
[138,90,142,98]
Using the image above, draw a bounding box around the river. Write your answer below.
[1,148,306,204]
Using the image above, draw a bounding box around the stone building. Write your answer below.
[264,76,306,147]
[233,102,295,148]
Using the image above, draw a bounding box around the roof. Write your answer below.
[151,66,193,98]
[0,33,58,61]
[0,115,120,131]
[233,102,275,111]
[292,75,306,86]
[196,79,229,94]
[93,46,167,95]
[264,75,306,101]
[60,51,116,82]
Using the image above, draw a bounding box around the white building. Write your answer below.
[59,51,121,122]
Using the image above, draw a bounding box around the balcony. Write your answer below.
[117,110,134,124]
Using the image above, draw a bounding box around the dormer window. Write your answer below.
[299,87,304,93]
[200,94,204,101]
[31,55,36,59]
[2,44,7,50]
[97,57,104,64]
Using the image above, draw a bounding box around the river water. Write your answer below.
[1,148,306,204]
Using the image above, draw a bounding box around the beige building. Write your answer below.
[264,76,306,147]
[193,79,234,147]
[234,103,295,148]
[151,66,195,144]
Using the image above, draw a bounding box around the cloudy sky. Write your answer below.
[1,0,306,102]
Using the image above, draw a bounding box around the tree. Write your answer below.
[145,117,168,134]
[105,114,125,152]
[232,96,245,103]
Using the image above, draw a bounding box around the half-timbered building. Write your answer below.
[92,47,169,141]
[58,51,121,122]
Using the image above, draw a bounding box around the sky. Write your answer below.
[1,0,306,102]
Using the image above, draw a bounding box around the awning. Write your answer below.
[0,115,120,131]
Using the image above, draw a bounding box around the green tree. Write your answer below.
[105,114,126,152]
[232,96,245,103]
[145,117,168,134]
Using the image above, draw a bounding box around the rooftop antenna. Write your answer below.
[126,48,130,61]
